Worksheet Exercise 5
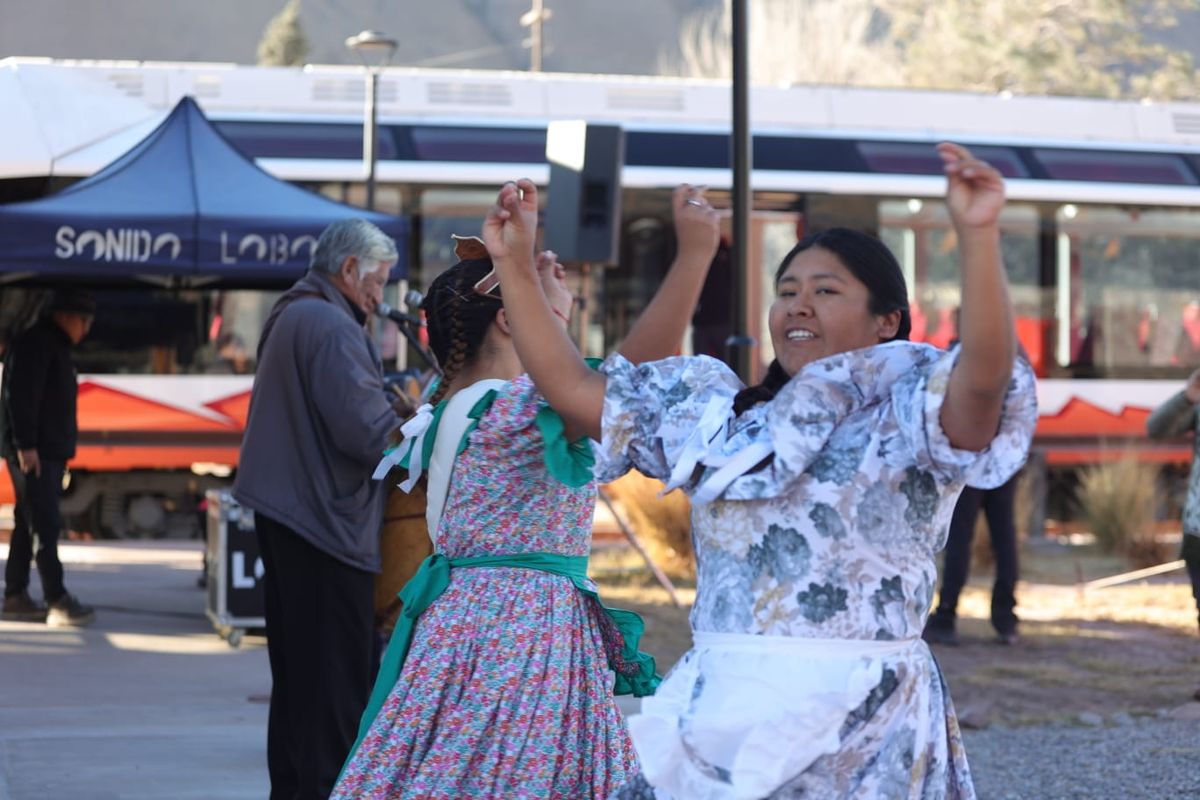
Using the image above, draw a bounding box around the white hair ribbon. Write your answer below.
[371,403,436,492]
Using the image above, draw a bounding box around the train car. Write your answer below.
[4,58,1200,534]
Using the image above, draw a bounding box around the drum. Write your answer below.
[374,481,433,635]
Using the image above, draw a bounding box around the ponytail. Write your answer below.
[732,359,790,415]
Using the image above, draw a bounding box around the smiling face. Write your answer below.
[360,262,390,315]
[769,246,902,376]
[333,256,394,316]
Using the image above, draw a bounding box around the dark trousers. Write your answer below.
[4,456,67,603]
[932,474,1020,635]
[1183,534,1200,628]
[255,513,375,800]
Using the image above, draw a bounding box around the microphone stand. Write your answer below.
[394,317,441,375]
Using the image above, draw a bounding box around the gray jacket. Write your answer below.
[1146,390,1200,539]
[233,270,398,571]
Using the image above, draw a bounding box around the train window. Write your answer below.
[1033,149,1197,185]
[877,200,1043,369]
[1056,205,1200,374]
[214,121,398,161]
[407,127,545,163]
[625,132,728,169]
[752,138,866,172]
[858,142,1028,178]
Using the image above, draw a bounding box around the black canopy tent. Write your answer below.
[0,96,407,286]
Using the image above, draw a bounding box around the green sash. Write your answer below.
[344,551,660,773]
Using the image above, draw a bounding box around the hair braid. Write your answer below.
[428,289,468,405]
[421,258,503,405]
[732,359,790,415]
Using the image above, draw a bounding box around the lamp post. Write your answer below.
[519,0,552,72]
[345,29,398,211]
[727,0,755,383]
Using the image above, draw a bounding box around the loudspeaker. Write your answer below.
[543,121,624,264]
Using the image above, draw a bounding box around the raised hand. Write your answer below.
[481,178,539,265]
[672,184,721,261]
[938,142,1005,231]
[536,250,574,326]
[536,249,565,281]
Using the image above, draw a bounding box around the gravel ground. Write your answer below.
[964,717,1200,799]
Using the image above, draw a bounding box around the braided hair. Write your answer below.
[732,227,911,415]
[421,258,504,405]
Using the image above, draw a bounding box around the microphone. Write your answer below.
[403,289,425,309]
[376,302,423,327]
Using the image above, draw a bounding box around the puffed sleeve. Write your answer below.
[594,353,745,485]
[470,373,598,488]
[890,346,1038,488]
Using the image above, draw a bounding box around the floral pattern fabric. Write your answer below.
[598,342,1037,799]
[333,374,638,800]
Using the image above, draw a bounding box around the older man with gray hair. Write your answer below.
[234,218,401,800]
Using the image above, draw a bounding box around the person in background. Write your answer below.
[925,312,1024,647]
[233,219,402,800]
[923,472,1022,646]
[1145,367,1200,701]
[1,290,97,627]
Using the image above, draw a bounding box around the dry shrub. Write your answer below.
[1076,456,1168,568]
[604,471,695,577]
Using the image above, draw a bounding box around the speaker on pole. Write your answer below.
[543,121,624,264]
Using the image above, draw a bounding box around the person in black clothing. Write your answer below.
[1,290,96,626]
[924,473,1021,646]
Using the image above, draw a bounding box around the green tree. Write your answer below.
[257,0,310,67]
[886,0,1199,100]
[667,0,1200,100]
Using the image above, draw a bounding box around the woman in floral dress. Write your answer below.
[332,187,721,800]
[483,143,1038,799]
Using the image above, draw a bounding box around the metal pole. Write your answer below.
[364,68,378,210]
[727,0,755,383]
[1082,559,1185,591]
[596,487,682,608]
[577,262,592,357]
[530,0,544,72]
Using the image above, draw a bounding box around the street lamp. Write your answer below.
[345,29,398,211]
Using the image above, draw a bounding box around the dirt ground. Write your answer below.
[592,540,1200,727]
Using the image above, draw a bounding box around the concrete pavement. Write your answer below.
[0,540,270,799]
[0,539,643,799]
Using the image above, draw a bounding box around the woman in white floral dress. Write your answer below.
[482,143,1037,799]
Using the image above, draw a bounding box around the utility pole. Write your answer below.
[727,0,755,382]
[519,0,552,72]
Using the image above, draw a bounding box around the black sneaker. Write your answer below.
[46,593,95,628]
[1,592,48,623]
[995,631,1020,646]
[922,616,959,646]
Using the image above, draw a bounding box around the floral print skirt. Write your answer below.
[332,568,639,799]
